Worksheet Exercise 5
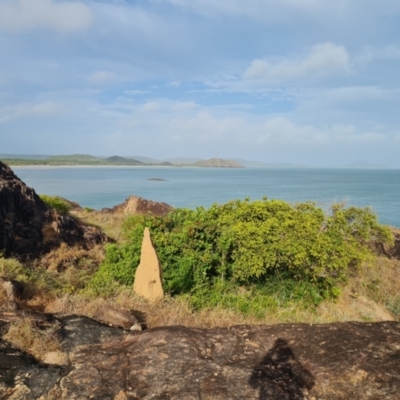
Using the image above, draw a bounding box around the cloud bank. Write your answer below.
[0,0,93,33]
[0,0,399,166]
[244,43,351,84]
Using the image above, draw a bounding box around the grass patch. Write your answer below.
[39,195,71,214]
[349,256,400,319]
[3,318,61,361]
[185,278,325,319]
[71,208,126,242]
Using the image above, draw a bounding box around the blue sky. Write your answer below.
[1,0,400,166]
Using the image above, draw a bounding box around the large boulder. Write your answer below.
[0,161,106,259]
[93,306,142,331]
[1,317,400,399]
[102,195,173,217]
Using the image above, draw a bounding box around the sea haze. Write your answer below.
[13,166,400,228]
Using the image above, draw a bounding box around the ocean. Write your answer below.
[12,166,400,228]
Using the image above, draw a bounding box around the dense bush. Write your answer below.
[90,198,392,309]
[39,195,71,214]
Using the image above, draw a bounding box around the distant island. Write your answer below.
[0,154,245,168]
[192,158,244,168]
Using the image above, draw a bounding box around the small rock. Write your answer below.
[42,351,69,366]
[0,278,24,301]
[0,278,24,311]
[93,306,141,330]
[129,323,142,332]
[114,390,128,400]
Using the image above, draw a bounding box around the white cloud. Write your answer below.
[244,43,351,84]
[171,101,196,111]
[0,0,93,33]
[0,72,8,85]
[0,101,61,123]
[141,102,161,113]
[161,0,349,20]
[253,118,382,145]
[167,80,181,87]
[354,45,400,65]
[109,99,387,149]
[158,0,400,23]
[88,71,117,84]
[124,90,151,96]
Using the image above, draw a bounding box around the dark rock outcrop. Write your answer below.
[0,161,106,259]
[1,318,400,399]
[0,340,65,400]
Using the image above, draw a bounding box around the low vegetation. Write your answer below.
[90,198,392,316]
[39,194,71,214]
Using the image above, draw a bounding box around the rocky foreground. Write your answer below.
[0,313,399,399]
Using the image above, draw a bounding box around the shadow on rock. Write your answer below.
[249,338,315,400]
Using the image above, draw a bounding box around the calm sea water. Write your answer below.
[13,166,400,228]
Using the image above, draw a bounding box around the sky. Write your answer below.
[0,0,400,166]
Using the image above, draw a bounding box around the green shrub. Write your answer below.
[39,195,71,214]
[90,198,392,308]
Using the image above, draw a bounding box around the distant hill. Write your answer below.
[165,157,203,164]
[46,154,102,163]
[127,156,161,164]
[128,156,203,164]
[105,156,143,165]
[192,158,245,168]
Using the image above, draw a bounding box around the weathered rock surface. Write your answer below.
[102,195,173,217]
[0,340,65,400]
[0,161,106,259]
[58,315,125,352]
[1,318,400,399]
[133,227,164,301]
[0,314,125,399]
[93,306,142,331]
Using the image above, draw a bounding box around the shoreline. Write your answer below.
[10,164,400,171]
